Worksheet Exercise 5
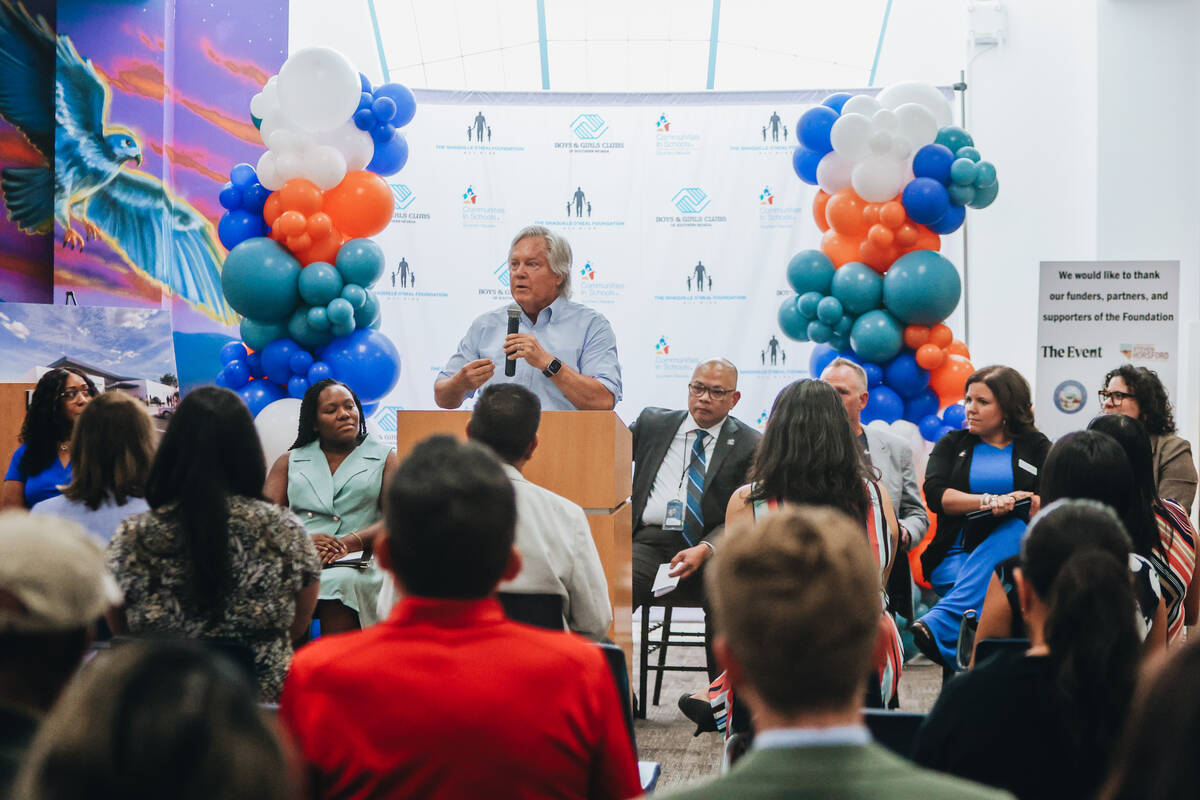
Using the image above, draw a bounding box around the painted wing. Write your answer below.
[0,0,55,160]
[55,35,115,189]
[87,170,236,323]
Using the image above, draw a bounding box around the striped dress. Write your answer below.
[1150,497,1197,644]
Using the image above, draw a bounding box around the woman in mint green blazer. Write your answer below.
[266,379,398,634]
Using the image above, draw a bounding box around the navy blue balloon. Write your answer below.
[778,295,809,341]
[373,83,416,128]
[808,343,839,377]
[903,388,940,423]
[372,96,397,122]
[937,424,957,441]
[219,341,248,366]
[218,210,266,251]
[288,375,309,399]
[230,163,257,188]
[912,144,955,185]
[792,146,823,185]
[862,385,904,425]
[927,203,966,235]
[798,106,838,153]
[358,72,372,92]
[901,178,951,226]
[319,329,401,403]
[942,403,967,429]
[883,351,930,398]
[367,133,408,176]
[357,91,373,110]
[218,182,242,211]
[262,338,302,386]
[242,183,269,214]
[821,92,853,114]
[918,413,943,442]
[245,351,263,379]
[307,361,332,384]
[222,359,250,389]
[354,108,375,131]
[238,380,285,417]
[371,122,397,144]
[214,367,230,389]
[289,350,314,376]
[862,361,884,389]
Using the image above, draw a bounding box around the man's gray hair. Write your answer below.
[823,357,868,393]
[510,225,572,299]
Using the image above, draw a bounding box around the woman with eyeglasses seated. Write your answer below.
[1101,364,1197,514]
[1,368,96,510]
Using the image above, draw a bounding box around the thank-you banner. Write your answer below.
[371,89,962,435]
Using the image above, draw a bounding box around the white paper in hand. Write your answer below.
[652,563,680,597]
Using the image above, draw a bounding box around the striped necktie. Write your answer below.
[683,430,708,546]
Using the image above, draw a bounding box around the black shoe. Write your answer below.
[678,693,718,736]
[911,620,947,668]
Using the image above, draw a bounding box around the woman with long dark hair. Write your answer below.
[106,387,321,701]
[1101,364,1196,513]
[1,368,96,509]
[264,379,398,634]
[914,499,1141,799]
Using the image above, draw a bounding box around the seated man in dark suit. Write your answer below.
[654,506,1008,800]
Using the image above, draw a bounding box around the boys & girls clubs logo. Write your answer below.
[554,113,624,153]
[388,183,429,224]
[657,188,727,228]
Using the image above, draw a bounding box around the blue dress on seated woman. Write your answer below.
[5,444,71,508]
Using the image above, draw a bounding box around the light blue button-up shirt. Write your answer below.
[438,296,623,410]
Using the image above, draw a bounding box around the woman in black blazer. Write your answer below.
[912,365,1050,668]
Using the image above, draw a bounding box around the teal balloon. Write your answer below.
[341,283,367,308]
[974,161,997,189]
[816,295,844,326]
[969,180,999,209]
[298,262,344,306]
[778,295,809,341]
[955,146,981,163]
[287,308,334,350]
[786,249,835,295]
[797,291,822,320]
[882,250,962,325]
[307,306,331,331]
[834,315,854,336]
[240,318,289,352]
[330,319,356,338]
[808,320,833,344]
[829,331,851,351]
[354,290,380,329]
[326,297,355,326]
[850,310,904,364]
[949,158,979,186]
[935,126,974,152]
[221,238,301,322]
[948,183,976,206]
[336,238,386,288]
[830,262,883,315]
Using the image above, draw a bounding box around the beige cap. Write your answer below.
[0,510,122,633]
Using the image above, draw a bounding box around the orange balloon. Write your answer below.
[861,203,881,228]
[947,339,971,358]
[293,231,345,267]
[277,178,323,216]
[880,201,906,229]
[262,193,283,226]
[930,355,975,406]
[914,227,941,252]
[904,324,931,350]
[915,343,947,370]
[323,171,394,239]
[929,323,953,348]
[858,239,898,273]
[307,212,333,240]
[821,230,861,268]
[275,210,307,238]
[813,190,831,233]
[894,223,919,248]
[286,233,312,253]
[867,223,894,249]
[825,189,868,236]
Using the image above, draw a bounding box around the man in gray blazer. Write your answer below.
[822,358,929,620]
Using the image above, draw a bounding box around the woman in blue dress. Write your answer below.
[2,368,97,509]
[913,365,1050,668]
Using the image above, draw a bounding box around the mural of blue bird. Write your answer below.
[0,0,234,322]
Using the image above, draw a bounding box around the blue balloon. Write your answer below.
[219,341,248,366]
[214,367,230,388]
[809,343,839,378]
[373,83,416,127]
[927,203,966,234]
[797,106,838,153]
[243,184,269,215]
[341,283,367,308]
[240,318,289,352]
[969,180,999,209]
[830,261,883,315]
[245,351,263,379]
[901,178,951,226]
[230,162,257,188]
[354,290,380,329]
[942,403,967,429]
[786,249,835,295]
[359,72,372,92]
[882,250,962,325]
[371,122,397,144]
[218,210,266,251]
[358,91,373,110]
[220,359,249,389]
[883,351,930,398]
[911,144,955,185]
[289,350,314,376]
[262,338,301,386]
[797,291,822,320]
[238,380,286,417]
[218,182,242,211]
[360,401,379,418]
[918,413,943,442]
[336,239,387,288]
[935,126,974,152]
[372,96,397,121]
[287,308,334,351]
[937,424,957,441]
[821,92,853,113]
[298,262,344,306]
[288,375,310,399]
[778,295,809,341]
[862,385,904,425]
[307,361,333,384]
[850,310,904,364]
[319,329,402,403]
[807,320,833,344]
[354,108,375,131]
[792,146,823,185]
[862,361,884,389]
[904,388,940,423]
[367,133,409,176]
[816,295,844,326]
[222,238,301,322]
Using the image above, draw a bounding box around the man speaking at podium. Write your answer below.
[434,226,622,411]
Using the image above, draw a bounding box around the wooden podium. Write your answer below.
[392,411,633,667]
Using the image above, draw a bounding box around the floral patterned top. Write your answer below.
[107,496,321,701]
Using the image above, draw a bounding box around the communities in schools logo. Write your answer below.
[388,183,429,224]
[655,336,670,355]
[573,259,624,305]
[462,185,478,205]
[1118,343,1170,361]
[757,185,803,229]
[756,410,769,428]
[1053,380,1087,414]
[657,188,726,228]
[580,262,595,280]
[554,113,624,153]
[655,113,670,132]
[436,110,525,152]
[759,187,775,205]
[460,185,504,229]
[654,111,701,156]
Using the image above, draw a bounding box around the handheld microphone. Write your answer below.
[505,304,520,377]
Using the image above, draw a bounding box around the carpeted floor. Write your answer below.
[632,616,945,793]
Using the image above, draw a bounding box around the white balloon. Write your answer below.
[277,151,305,183]
[276,47,361,133]
[249,76,279,121]
[877,81,953,128]
[868,130,893,155]
[872,108,898,132]
[317,121,374,172]
[255,398,303,468]
[841,94,881,118]
[305,145,348,191]
[256,151,282,190]
[851,155,905,202]
[816,151,853,194]
[830,113,872,162]
[894,103,938,149]
[891,138,912,160]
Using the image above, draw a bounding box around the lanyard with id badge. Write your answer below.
[664,430,704,543]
